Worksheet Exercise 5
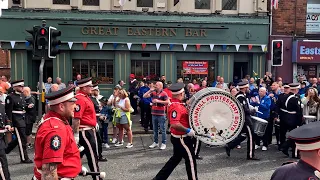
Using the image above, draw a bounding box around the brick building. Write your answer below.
[271,0,320,83]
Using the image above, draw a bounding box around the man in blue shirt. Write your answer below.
[251,87,271,151]
[138,81,153,133]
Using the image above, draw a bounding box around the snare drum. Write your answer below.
[188,87,245,145]
[251,116,268,137]
[303,115,317,124]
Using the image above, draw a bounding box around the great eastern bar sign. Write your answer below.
[294,41,320,63]
[81,26,207,37]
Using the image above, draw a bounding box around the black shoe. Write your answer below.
[166,130,171,134]
[144,128,148,133]
[225,145,231,157]
[196,156,203,160]
[21,159,33,164]
[247,157,260,161]
[98,156,108,162]
[282,149,289,157]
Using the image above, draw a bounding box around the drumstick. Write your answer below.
[79,171,106,178]
[78,146,84,152]
[195,133,214,139]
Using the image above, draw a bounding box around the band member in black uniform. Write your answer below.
[90,84,107,162]
[280,83,303,158]
[154,83,198,180]
[275,84,290,150]
[225,81,259,160]
[0,103,12,180]
[5,80,32,163]
[271,121,320,180]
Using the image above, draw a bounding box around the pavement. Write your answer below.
[11,113,295,180]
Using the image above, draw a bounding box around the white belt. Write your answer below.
[96,113,101,117]
[79,125,94,131]
[280,108,297,114]
[171,133,187,138]
[12,110,25,114]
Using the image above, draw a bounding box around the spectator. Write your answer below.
[192,79,200,91]
[116,80,125,89]
[138,81,152,133]
[249,78,256,91]
[23,87,36,149]
[44,77,53,94]
[74,74,82,86]
[0,78,9,93]
[0,87,7,104]
[1,76,10,88]
[212,76,220,87]
[56,77,66,90]
[216,77,228,90]
[200,80,208,90]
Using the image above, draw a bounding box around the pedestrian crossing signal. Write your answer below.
[272,40,283,66]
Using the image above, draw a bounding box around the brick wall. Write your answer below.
[272,0,307,36]
[0,49,11,79]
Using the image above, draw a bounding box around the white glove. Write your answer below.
[254,106,259,112]
[74,133,79,144]
[4,125,11,131]
[186,128,195,137]
[81,166,88,176]
[96,123,99,131]
[249,105,255,111]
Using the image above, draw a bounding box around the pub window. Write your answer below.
[222,0,237,10]
[177,60,215,83]
[72,60,114,84]
[82,0,99,6]
[131,60,160,81]
[195,0,210,9]
[137,0,153,7]
[53,0,70,4]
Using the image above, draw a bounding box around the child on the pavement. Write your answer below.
[99,97,112,148]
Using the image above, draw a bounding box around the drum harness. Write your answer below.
[280,95,298,114]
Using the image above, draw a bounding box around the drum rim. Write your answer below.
[188,87,245,146]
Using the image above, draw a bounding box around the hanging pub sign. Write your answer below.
[183,61,208,75]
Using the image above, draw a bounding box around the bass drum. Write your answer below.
[189,87,245,146]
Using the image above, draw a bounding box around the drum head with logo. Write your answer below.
[189,88,245,146]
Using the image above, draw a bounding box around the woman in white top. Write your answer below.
[114,89,133,148]
[107,86,121,144]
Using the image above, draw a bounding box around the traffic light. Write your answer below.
[25,26,39,56]
[37,27,48,47]
[48,26,61,58]
[271,40,283,66]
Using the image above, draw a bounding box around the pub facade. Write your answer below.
[0,9,269,96]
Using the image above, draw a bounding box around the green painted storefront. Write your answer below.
[0,10,269,97]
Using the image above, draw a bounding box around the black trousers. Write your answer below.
[255,118,273,147]
[5,127,30,162]
[79,129,101,180]
[227,125,255,159]
[274,123,280,145]
[142,103,152,130]
[154,136,198,180]
[96,129,103,157]
[130,97,137,115]
[280,122,298,157]
[0,149,10,180]
[192,138,201,157]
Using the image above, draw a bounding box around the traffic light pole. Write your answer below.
[37,47,45,120]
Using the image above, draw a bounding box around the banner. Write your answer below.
[68,42,73,49]
[182,61,208,75]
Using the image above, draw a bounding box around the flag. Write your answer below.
[235,44,240,52]
[272,0,279,10]
[25,41,30,47]
[68,42,73,49]
[248,44,253,50]
[196,44,201,51]
[99,42,104,50]
[119,0,126,6]
[210,44,214,51]
[174,0,179,6]
[82,42,88,49]
[113,43,118,49]
[127,43,132,50]
[142,43,146,50]
[222,45,227,51]
[261,45,266,52]
[169,44,174,50]
[10,41,15,49]
[182,44,187,51]
[155,43,161,50]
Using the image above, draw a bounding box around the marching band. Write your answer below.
[0,76,316,180]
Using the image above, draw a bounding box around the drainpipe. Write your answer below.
[268,0,273,74]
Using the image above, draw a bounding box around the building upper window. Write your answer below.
[73,60,114,84]
[53,0,70,5]
[83,0,99,6]
[195,0,210,10]
[222,0,237,10]
[137,0,153,7]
